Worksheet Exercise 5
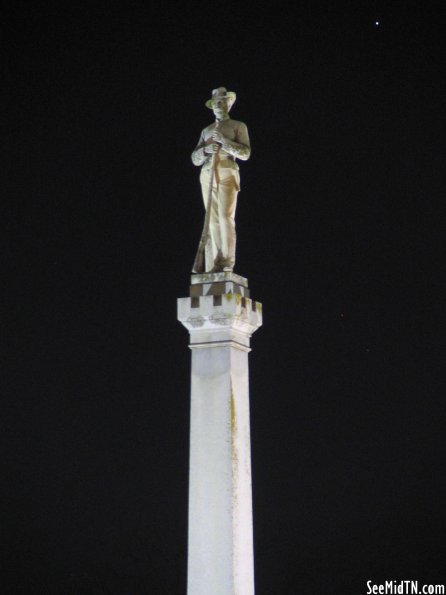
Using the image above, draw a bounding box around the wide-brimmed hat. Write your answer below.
[205,87,237,110]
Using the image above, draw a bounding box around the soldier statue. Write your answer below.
[192,87,251,273]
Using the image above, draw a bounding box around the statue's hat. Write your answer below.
[206,87,237,110]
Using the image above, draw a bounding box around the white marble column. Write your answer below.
[178,272,262,595]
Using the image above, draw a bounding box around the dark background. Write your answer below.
[4,2,445,593]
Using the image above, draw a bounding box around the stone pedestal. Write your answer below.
[178,272,262,595]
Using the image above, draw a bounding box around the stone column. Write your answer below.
[178,272,262,595]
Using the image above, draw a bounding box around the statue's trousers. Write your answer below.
[200,163,240,270]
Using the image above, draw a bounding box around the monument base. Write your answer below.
[178,273,262,595]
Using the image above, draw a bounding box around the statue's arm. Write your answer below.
[191,131,207,166]
[220,123,251,161]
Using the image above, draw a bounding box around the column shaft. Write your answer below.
[188,344,254,595]
[178,272,262,595]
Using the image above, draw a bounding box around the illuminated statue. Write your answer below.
[192,87,251,273]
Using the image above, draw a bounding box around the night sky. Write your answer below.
[4,3,445,593]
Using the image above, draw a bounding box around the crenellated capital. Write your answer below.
[178,272,262,350]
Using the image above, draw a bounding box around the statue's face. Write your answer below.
[212,97,229,119]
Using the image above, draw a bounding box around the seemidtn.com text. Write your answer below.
[367,581,445,595]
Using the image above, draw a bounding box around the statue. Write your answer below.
[191,87,251,273]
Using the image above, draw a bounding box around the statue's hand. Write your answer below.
[211,130,227,144]
[204,143,220,154]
